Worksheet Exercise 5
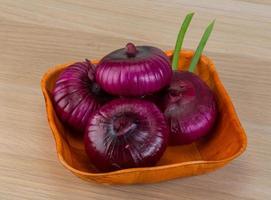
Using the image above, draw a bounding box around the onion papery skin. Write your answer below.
[95,44,172,97]
[53,60,111,132]
[84,98,169,172]
[162,71,217,145]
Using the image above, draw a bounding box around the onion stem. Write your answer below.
[172,12,194,71]
[189,20,215,72]
[125,42,137,57]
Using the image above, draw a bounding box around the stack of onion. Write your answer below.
[52,12,218,172]
[53,44,172,171]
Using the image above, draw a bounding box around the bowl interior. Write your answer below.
[42,50,246,174]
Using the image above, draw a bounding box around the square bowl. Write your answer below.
[41,50,247,185]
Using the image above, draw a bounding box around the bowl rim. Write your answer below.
[41,50,247,176]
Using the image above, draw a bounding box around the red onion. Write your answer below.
[95,43,172,97]
[161,71,217,145]
[84,98,169,171]
[53,60,112,132]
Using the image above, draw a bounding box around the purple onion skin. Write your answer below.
[53,60,112,133]
[161,71,217,145]
[84,98,169,172]
[95,43,173,97]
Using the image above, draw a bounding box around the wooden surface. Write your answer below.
[0,0,270,199]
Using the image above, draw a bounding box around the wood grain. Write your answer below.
[0,0,270,199]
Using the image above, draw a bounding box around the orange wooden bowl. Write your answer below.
[41,50,247,185]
